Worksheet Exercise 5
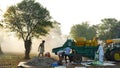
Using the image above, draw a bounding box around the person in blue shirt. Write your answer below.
[64,47,72,63]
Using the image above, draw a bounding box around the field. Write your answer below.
[0,53,58,68]
[0,54,29,68]
[0,54,120,68]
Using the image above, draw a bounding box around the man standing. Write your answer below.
[97,42,104,64]
[38,40,45,57]
[64,47,71,63]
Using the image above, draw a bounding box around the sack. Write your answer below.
[51,62,58,67]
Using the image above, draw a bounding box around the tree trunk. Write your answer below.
[0,45,3,55]
[24,40,32,59]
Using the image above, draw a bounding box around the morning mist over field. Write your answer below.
[0,28,67,55]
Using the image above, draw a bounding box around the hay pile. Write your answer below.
[25,57,56,66]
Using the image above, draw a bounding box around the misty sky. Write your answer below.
[0,0,120,35]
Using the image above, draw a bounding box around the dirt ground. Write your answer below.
[60,57,120,68]
[65,62,120,68]
[18,60,120,68]
[1,54,119,68]
[65,57,120,68]
[17,56,120,68]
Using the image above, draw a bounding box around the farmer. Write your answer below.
[97,42,104,64]
[64,46,72,63]
[69,49,76,63]
[57,50,65,65]
[38,40,45,57]
[57,50,65,60]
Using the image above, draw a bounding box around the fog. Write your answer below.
[0,28,67,56]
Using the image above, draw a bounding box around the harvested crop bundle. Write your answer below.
[25,57,56,66]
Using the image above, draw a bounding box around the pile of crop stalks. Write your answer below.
[25,57,57,67]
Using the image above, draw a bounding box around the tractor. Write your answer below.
[52,38,120,63]
[104,39,120,62]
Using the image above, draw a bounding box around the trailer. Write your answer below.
[52,39,99,63]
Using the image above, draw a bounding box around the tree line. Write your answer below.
[70,18,120,41]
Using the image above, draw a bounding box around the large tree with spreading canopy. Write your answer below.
[3,0,53,59]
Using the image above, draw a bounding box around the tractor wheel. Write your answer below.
[105,52,111,61]
[72,54,82,63]
[111,50,120,62]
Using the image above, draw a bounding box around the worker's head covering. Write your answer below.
[99,41,104,46]
[98,41,103,45]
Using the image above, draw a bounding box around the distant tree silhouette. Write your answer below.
[70,22,97,40]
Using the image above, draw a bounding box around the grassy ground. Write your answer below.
[0,54,58,68]
[0,54,119,68]
[0,54,27,68]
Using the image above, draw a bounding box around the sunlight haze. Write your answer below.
[0,0,120,35]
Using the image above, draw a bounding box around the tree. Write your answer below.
[98,18,118,40]
[112,21,120,38]
[3,0,53,59]
[0,9,3,27]
[0,9,3,55]
[70,22,97,40]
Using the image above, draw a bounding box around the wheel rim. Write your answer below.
[114,52,120,61]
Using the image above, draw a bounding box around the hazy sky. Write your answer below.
[0,0,120,35]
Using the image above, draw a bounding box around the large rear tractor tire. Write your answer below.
[111,50,120,62]
[105,52,111,61]
[72,54,82,63]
